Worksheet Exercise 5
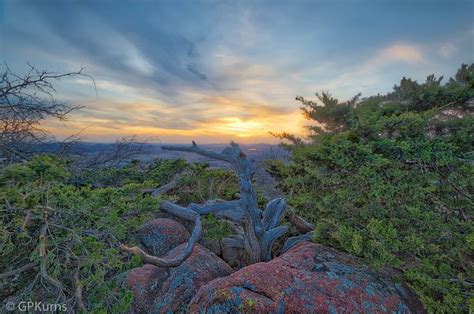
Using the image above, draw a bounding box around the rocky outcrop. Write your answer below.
[138,218,189,256]
[127,219,234,313]
[188,241,425,313]
[129,219,424,313]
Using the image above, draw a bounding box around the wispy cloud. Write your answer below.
[374,44,424,64]
[4,0,473,143]
[438,43,458,58]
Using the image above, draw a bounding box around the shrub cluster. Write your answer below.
[0,156,238,312]
[268,64,473,312]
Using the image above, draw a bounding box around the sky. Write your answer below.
[1,0,473,143]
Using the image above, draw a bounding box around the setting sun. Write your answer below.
[1,1,472,312]
[215,117,264,137]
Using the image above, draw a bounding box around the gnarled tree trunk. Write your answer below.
[121,141,311,266]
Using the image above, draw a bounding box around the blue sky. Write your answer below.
[1,0,473,143]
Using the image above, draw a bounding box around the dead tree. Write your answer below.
[121,141,313,266]
[0,63,92,163]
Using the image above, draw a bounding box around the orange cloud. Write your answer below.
[375,44,424,64]
[43,98,305,144]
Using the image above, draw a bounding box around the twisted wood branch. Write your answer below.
[163,142,291,262]
[281,232,314,254]
[38,217,66,297]
[123,141,311,266]
[0,262,37,280]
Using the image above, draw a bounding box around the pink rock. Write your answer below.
[127,264,169,313]
[127,218,234,313]
[138,218,189,257]
[188,242,425,313]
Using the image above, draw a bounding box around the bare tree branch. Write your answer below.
[281,232,313,254]
[0,63,93,163]
[162,141,265,263]
[287,210,315,233]
[188,200,245,223]
[162,141,233,162]
[141,172,182,196]
[0,262,37,280]
[38,217,66,298]
[160,141,293,262]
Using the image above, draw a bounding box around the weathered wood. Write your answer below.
[160,201,199,221]
[214,208,246,224]
[287,210,314,233]
[162,141,265,263]
[119,200,203,267]
[39,219,66,295]
[260,225,289,261]
[141,173,181,196]
[262,198,286,231]
[222,235,245,249]
[281,232,313,254]
[189,200,245,223]
[126,141,300,266]
[162,141,232,162]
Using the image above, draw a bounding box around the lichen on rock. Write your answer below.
[188,242,425,313]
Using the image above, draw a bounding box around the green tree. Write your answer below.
[269,64,474,313]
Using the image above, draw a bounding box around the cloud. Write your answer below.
[5,0,212,97]
[438,43,458,58]
[373,44,424,65]
[5,1,473,143]
[293,43,425,99]
[186,64,207,80]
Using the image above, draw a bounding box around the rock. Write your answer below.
[140,216,249,270]
[199,238,222,256]
[128,244,233,313]
[188,242,425,313]
[154,210,196,233]
[138,218,189,256]
[126,264,168,313]
[128,220,234,313]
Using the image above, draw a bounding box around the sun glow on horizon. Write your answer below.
[4,0,473,144]
[215,117,265,137]
[43,106,305,143]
